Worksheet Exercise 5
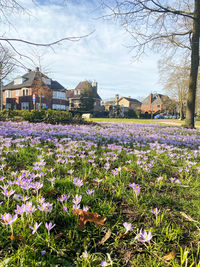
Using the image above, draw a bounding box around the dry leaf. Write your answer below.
[73,209,106,229]
[44,190,55,198]
[10,235,26,243]
[54,232,64,240]
[98,228,111,245]
[122,166,135,172]
[180,212,198,223]
[163,251,176,261]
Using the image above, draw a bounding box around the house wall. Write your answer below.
[141,104,162,114]
[3,88,68,110]
[118,98,141,110]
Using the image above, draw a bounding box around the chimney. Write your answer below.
[115,94,119,105]
[149,93,153,104]
[27,69,31,72]
[35,67,39,72]
[92,81,97,92]
[128,96,131,99]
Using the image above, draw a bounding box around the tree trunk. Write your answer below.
[180,101,184,120]
[185,0,200,128]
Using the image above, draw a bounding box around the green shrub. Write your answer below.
[22,110,46,122]
[44,110,73,124]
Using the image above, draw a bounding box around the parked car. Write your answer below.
[154,114,164,119]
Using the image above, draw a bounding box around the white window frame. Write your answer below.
[5,90,11,98]
[21,102,29,110]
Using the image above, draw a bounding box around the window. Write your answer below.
[14,77,25,85]
[5,90,11,98]
[5,103,11,109]
[22,88,29,96]
[157,105,160,108]
[21,102,29,110]
[53,91,66,100]
[15,90,19,96]
[52,104,66,110]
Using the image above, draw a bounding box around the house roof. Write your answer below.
[119,97,141,104]
[66,81,101,100]
[142,93,168,105]
[3,69,66,91]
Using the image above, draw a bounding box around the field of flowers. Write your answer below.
[0,121,200,266]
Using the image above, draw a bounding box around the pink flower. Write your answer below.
[152,208,160,215]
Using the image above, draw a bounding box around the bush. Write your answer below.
[22,110,46,123]
[44,110,73,124]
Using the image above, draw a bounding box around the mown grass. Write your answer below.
[0,121,199,266]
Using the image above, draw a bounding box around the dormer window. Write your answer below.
[14,77,25,85]
[42,77,51,85]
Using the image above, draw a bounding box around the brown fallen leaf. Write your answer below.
[98,228,111,245]
[122,166,135,172]
[10,235,26,243]
[163,250,176,261]
[44,190,55,198]
[54,232,64,240]
[73,209,106,229]
[180,212,199,223]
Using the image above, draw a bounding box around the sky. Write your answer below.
[3,0,163,100]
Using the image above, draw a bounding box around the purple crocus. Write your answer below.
[1,213,17,225]
[123,222,133,233]
[57,194,70,202]
[86,189,95,195]
[45,222,56,234]
[73,178,83,187]
[135,229,152,243]
[152,208,160,215]
[29,222,42,234]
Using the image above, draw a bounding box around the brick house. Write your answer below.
[104,94,141,111]
[3,67,68,110]
[66,81,102,111]
[141,93,170,115]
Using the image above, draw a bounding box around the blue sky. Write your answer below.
[5,0,162,100]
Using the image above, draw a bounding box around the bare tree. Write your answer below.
[158,57,190,120]
[0,47,16,80]
[0,1,92,66]
[32,68,53,110]
[101,0,200,128]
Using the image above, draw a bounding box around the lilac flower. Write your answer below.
[111,169,119,176]
[135,229,152,243]
[63,206,68,212]
[37,197,45,204]
[29,222,42,234]
[2,189,15,197]
[104,162,110,171]
[94,178,103,184]
[82,251,88,259]
[41,250,46,256]
[83,206,90,212]
[86,189,95,195]
[72,194,82,205]
[15,204,26,215]
[101,261,108,267]
[157,176,163,182]
[129,183,140,196]
[45,222,56,233]
[1,213,17,225]
[123,222,133,232]
[57,194,70,202]
[152,208,160,215]
[68,169,74,175]
[32,182,43,190]
[38,202,53,213]
[73,178,84,187]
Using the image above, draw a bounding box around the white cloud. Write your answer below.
[3,0,163,99]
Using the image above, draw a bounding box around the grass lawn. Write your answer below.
[0,120,199,266]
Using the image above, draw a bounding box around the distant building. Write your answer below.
[3,68,68,110]
[141,93,171,115]
[66,81,102,111]
[103,94,141,112]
